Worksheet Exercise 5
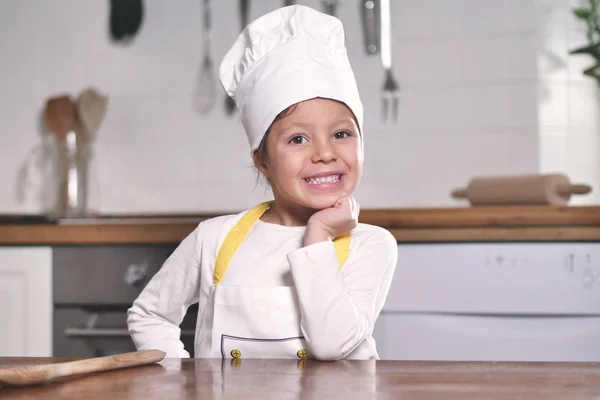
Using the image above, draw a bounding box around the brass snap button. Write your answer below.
[297,349,308,359]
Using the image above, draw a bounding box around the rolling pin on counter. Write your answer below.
[451,174,592,207]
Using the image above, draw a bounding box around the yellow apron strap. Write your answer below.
[334,233,350,268]
[213,202,351,284]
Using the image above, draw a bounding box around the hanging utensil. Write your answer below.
[109,0,144,43]
[225,0,250,116]
[0,350,165,387]
[380,0,400,123]
[361,0,379,55]
[321,0,342,17]
[194,0,216,115]
[240,0,250,31]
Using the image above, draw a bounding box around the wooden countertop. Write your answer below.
[0,205,599,245]
[2,357,600,399]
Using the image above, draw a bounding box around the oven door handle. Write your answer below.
[64,327,196,338]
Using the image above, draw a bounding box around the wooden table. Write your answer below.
[2,358,600,399]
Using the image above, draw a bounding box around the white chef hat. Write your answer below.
[219,5,364,153]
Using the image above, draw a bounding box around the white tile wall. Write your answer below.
[1,0,583,214]
[536,0,600,204]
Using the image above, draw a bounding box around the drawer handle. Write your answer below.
[64,327,195,338]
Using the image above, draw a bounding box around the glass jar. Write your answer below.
[54,131,91,217]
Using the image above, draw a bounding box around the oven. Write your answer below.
[53,245,198,357]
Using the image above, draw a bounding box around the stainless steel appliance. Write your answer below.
[53,245,197,357]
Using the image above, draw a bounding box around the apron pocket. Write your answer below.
[221,334,310,359]
[206,285,307,359]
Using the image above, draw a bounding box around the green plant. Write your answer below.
[570,0,600,87]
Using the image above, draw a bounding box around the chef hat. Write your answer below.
[219,5,364,153]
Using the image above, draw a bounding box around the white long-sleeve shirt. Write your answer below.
[127,210,398,360]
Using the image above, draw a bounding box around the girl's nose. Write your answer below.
[311,139,337,163]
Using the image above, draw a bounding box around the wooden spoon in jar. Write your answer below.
[76,87,108,141]
[44,95,76,139]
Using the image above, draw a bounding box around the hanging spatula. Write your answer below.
[0,349,165,387]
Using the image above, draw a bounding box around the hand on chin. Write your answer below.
[303,194,360,245]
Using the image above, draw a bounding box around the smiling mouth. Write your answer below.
[304,175,342,184]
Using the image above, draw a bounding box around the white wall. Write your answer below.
[1,0,593,214]
[537,0,600,205]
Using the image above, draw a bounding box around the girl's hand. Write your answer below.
[304,195,359,246]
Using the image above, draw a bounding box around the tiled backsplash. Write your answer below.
[0,0,597,214]
[537,0,600,203]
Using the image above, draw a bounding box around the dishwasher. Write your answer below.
[53,245,198,357]
[373,242,600,362]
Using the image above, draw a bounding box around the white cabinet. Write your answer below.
[0,247,52,356]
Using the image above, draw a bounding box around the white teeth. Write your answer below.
[305,175,341,184]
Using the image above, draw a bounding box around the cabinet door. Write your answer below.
[0,247,52,356]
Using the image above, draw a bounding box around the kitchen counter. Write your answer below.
[0,205,599,244]
[2,357,600,399]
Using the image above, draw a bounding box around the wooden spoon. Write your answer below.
[44,95,76,139]
[76,88,108,141]
[0,349,165,387]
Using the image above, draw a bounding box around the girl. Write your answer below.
[127,4,398,361]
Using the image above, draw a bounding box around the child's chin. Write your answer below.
[305,196,341,210]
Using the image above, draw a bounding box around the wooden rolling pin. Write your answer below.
[0,349,165,387]
[451,174,592,206]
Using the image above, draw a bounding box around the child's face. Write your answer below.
[256,97,363,211]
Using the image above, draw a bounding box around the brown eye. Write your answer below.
[289,136,308,144]
[334,131,351,139]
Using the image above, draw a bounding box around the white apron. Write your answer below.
[195,201,350,360]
